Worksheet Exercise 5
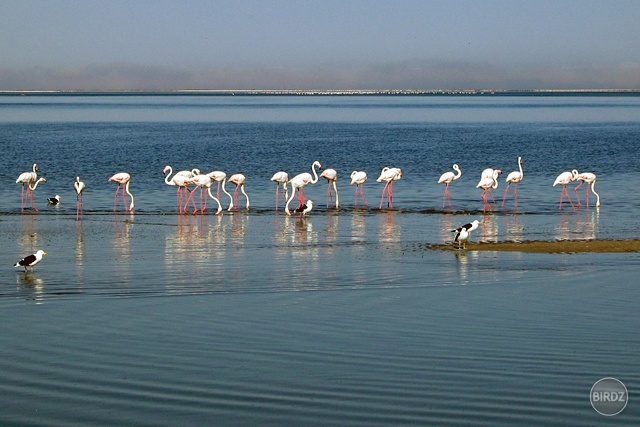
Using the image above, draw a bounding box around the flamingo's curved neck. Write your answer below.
[125,181,134,210]
[164,167,173,185]
[453,165,462,180]
[29,178,44,191]
[591,180,600,206]
[285,183,298,215]
[492,171,500,189]
[310,162,320,184]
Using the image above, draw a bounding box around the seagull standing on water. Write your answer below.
[294,200,313,216]
[451,220,480,250]
[47,195,61,205]
[14,250,47,273]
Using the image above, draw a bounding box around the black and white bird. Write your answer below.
[451,220,480,249]
[47,194,61,205]
[294,200,313,216]
[14,250,47,273]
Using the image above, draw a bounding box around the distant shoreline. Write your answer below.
[1,89,640,96]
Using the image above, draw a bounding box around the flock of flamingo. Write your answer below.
[14,157,600,219]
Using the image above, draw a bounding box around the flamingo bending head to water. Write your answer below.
[377,167,402,209]
[320,168,339,208]
[350,171,368,206]
[109,172,134,212]
[574,171,600,208]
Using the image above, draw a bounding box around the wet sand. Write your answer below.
[430,239,640,253]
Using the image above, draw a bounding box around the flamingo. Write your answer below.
[208,171,234,210]
[574,171,600,208]
[501,157,523,209]
[479,168,502,203]
[285,160,322,215]
[451,220,480,250]
[553,170,578,211]
[320,168,339,208]
[476,170,500,210]
[108,172,134,212]
[438,164,462,208]
[16,163,39,212]
[293,200,313,216]
[163,166,195,213]
[270,171,289,211]
[350,171,368,206]
[228,174,250,211]
[184,173,222,215]
[74,176,85,220]
[26,177,47,212]
[377,167,402,209]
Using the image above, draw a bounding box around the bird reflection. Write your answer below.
[16,274,45,302]
[502,214,524,242]
[480,213,498,242]
[454,250,468,282]
[379,211,401,249]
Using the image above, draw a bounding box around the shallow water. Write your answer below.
[0,95,639,425]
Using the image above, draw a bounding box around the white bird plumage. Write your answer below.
[451,220,480,250]
[14,249,47,273]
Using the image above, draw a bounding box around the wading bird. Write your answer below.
[285,161,322,215]
[377,167,402,209]
[553,170,578,211]
[14,249,47,273]
[438,164,462,209]
[270,171,289,211]
[451,220,480,250]
[574,171,600,208]
[350,171,368,206]
[502,157,523,209]
[320,168,339,208]
[109,172,134,212]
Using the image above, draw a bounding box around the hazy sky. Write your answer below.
[1,0,639,90]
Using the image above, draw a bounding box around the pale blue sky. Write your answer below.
[1,0,639,90]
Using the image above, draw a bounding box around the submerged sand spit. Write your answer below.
[430,239,640,253]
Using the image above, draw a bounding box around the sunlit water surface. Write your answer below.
[0,95,638,425]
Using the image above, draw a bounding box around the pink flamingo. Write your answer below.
[270,171,289,210]
[163,165,195,214]
[501,157,523,209]
[350,171,368,206]
[479,168,501,203]
[26,177,47,212]
[320,168,339,208]
[228,174,250,211]
[184,173,222,215]
[553,170,578,210]
[437,164,461,208]
[207,171,233,209]
[16,163,39,212]
[377,167,402,209]
[285,161,322,215]
[74,176,85,220]
[476,169,500,211]
[108,172,134,212]
[574,171,600,208]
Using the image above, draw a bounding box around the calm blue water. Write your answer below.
[0,95,638,425]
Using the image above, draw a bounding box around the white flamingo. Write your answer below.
[502,157,523,209]
[438,164,462,208]
[228,174,250,211]
[109,172,134,212]
[270,171,289,211]
[350,171,368,206]
[574,171,600,208]
[285,161,322,215]
[320,168,339,208]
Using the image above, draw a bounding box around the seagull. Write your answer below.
[451,220,480,249]
[47,194,61,205]
[294,200,313,216]
[14,250,47,273]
